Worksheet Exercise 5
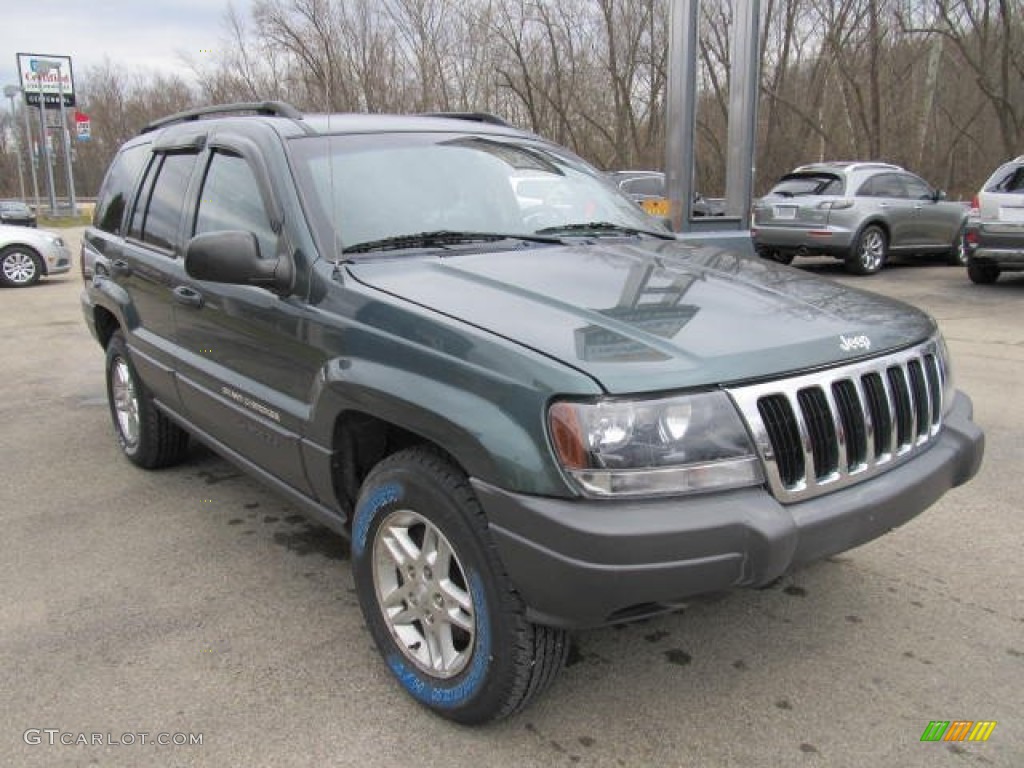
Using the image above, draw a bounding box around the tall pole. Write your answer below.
[664,0,700,233]
[3,87,27,201]
[21,90,41,212]
[55,64,77,216]
[724,0,765,225]
[35,62,58,216]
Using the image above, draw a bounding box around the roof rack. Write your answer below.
[140,101,303,134]
[418,112,512,128]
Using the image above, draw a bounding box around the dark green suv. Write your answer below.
[81,102,984,724]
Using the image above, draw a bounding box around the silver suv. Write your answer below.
[964,156,1024,284]
[753,162,969,275]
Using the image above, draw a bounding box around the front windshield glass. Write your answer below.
[288,132,659,252]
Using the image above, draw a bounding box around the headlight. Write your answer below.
[548,391,763,498]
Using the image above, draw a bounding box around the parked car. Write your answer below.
[964,155,1024,284]
[608,170,725,218]
[81,102,982,724]
[0,224,72,287]
[0,199,37,227]
[752,162,969,275]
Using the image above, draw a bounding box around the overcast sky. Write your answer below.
[0,0,250,105]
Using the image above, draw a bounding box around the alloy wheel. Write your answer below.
[372,508,476,678]
[2,251,38,285]
[111,357,140,447]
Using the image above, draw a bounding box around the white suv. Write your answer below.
[965,156,1024,284]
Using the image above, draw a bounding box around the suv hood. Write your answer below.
[346,240,936,394]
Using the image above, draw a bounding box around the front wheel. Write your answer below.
[847,225,887,275]
[352,447,568,724]
[0,245,42,287]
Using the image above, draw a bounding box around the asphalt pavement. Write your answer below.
[2,232,1021,767]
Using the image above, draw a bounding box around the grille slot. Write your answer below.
[797,387,838,479]
[757,395,803,487]
[728,339,946,503]
[832,380,867,470]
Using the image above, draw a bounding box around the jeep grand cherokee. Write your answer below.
[81,102,983,724]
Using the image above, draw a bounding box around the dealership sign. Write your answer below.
[16,53,75,108]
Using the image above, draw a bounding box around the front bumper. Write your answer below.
[478,391,983,629]
[44,245,73,276]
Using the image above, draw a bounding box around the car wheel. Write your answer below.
[948,225,969,266]
[847,225,887,275]
[967,262,1000,285]
[352,447,568,724]
[0,245,42,287]
[105,331,190,468]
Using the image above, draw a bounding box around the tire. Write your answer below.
[846,224,887,275]
[105,331,190,468]
[967,261,1000,285]
[0,245,42,287]
[352,447,568,724]
[948,225,969,266]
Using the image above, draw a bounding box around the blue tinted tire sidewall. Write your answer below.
[352,464,504,719]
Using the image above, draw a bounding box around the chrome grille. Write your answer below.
[728,339,947,503]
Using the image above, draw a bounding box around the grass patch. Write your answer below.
[38,213,92,228]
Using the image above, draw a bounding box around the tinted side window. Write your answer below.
[902,175,933,200]
[94,143,150,235]
[986,164,1024,193]
[859,173,906,198]
[142,153,199,252]
[127,155,158,242]
[195,152,277,259]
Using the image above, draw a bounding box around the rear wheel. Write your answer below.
[352,447,568,724]
[967,262,1000,284]
[846,225,887,275]
[0,245,42,287]
[105,331,190,468]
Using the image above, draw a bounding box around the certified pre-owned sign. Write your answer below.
[16,53,75,108]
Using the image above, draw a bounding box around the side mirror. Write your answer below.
[934,189,947,202]
[185,231,293,294]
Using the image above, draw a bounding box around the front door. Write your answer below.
[171,149,324,495]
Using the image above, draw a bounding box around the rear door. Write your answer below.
[902,173,962,247]
[171,144,323,494]
[858,173,916,248]
[114,147,202,408]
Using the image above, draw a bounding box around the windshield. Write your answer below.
[288,132,659,253]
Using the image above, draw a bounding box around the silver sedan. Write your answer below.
[0,224,72,287]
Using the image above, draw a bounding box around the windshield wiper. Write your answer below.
[342,230,564,254]
[534,221,675,240]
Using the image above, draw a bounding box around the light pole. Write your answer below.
[52,63,77,216]
[3,85,27,202]
[33,60,59,216]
